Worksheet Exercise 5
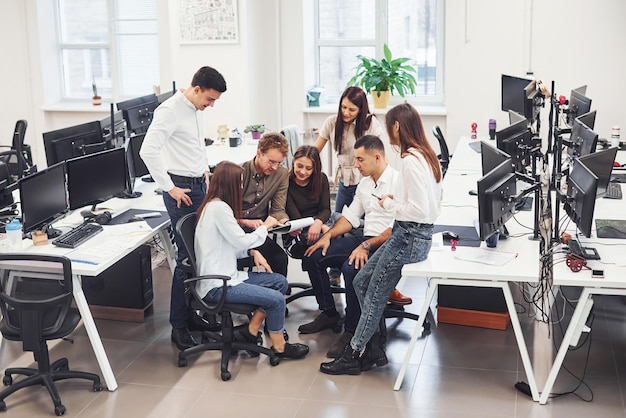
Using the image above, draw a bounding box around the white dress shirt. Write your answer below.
[341,164,399,237]
[195,199,268,299]
[139,90,208,192]
[383,148,442,224]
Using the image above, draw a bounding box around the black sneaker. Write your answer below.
[272,343,309,359]
[171,328,197,351]
[298,312,342,334]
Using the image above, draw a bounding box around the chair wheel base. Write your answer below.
[178,358,188,367]
[55,404,66,416]
[93,382,104,391]
[221,371,231,381]
[0,401,5,412]
[270,356,280,366]
[3,375,12,386]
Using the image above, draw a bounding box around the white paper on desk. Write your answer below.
[102,221,152,237]
[67,241,127,265]
[453,247,518,266]
[430,232,444,252]
[268,217,314,234]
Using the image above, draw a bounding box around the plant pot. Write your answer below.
[251,131,261,140]
[92,96,102,106]
[371,90,390,109]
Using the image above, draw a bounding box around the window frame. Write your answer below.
[312,0,444,106]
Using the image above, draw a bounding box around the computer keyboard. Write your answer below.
[604,182,623,199]
[52,223,103,249]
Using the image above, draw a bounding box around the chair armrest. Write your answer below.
[184,274,231,314]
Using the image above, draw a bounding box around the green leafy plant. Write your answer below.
[347,44,417,97]
[244,124,265,133]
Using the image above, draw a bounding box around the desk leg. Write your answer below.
[539,288,593,404]
[393,277,438,391]
[158,229,176,273]
[72,274,118,391]
[501,282,540,402]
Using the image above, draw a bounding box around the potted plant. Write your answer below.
[244,124,266,140]
[347,44,417,109]
[92,78,101,106]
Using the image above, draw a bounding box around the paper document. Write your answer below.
[453,247,518,267]
[67,241,127,265]
[268,217,314,234]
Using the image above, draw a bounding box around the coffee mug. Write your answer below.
[229,136,242,147]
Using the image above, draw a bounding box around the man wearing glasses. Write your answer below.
[239,132,290,277]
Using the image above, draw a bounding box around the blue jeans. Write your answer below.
[341,242,378,334]
[350,221,433,352]
[302,234,364,311]
[204,272,288,333]
[334,181,357,213]
[163,181,207,329]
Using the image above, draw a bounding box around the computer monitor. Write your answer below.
[567,87,592,125]
[18,162,67,238]
[568,117,599,157]
[577,147,618,197]
[481,141,512,176]
[508,110,526,125]
[43,121,106,166]
[564,157,598,238]
[501,74,538,123]
[117,136,144,199]
[477,158,517,240]
[576,110,596,130]
[66,148,127,211]
[116,94,159,135]
[496,120,534,173]
[128,134,150,178]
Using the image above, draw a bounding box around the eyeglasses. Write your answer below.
[263,153,283,168]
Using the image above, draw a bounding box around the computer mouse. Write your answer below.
[468,189,478,196]
[441,230,459,241]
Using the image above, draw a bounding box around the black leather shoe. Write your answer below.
[187,313,221,332]
[360,332,388,371]
[298,312,342,334]
[234,326,263,345]
[272,343,309,359]
[326,331,353,358]
[320,345,361,375]
[171,328,198,351]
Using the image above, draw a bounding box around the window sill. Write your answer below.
[41,102,114,113]
[303,103,447,117]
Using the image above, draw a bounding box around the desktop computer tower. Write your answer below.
[82,244,153,310]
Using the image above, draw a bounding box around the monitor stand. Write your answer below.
[116,190,142,199]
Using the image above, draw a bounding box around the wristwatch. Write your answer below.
[361,241,371,251]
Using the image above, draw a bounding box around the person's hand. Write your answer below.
[304,233,331,257]
[306,221,323,244]
[378,193,394,208]
[289,229,302,237]
[251,250,272,273]
[168,186,192,208]
[348,244,370,269]
[263,216,279,230]
[240,219,264,229]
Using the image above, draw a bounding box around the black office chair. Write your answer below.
[0,120,37,182]
[432,125,451,178]
[175,213,279,381]
[0,254,103,416]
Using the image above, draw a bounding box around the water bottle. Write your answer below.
[611,126,621,148]
[5,219,22,250]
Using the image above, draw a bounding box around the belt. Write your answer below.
[168,173,205,185]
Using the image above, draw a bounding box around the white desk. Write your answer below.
[539,186,626,404]
[205,140,258,166]
[0,180,175,392]
[392,137,543,401]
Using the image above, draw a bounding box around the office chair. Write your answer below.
[0,120,37,182]
[432,125,451,178]
[0,254,103,416]
[175,213,279,381]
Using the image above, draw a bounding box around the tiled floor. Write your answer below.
[1,251,626,417]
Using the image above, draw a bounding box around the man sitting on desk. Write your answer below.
[140,66,227,351]
[302,135,401,366]
[239,133,290,277]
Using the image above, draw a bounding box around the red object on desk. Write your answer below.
[450,239,458,251]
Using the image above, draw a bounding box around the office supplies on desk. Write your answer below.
[52,223,103,248]
[453,247,518,266]
[433,225,480,247]
[603,182,622,199]
[595,219,626,239]
[107,208,168,229]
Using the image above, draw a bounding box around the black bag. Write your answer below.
[283,232,308,259]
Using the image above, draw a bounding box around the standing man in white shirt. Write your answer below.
[140,66,227,351]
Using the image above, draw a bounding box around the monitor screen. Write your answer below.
[568,117,598,157]
[127,134,149,178]
[564,158,598,238]
[481,141,512,176]
[43,121,105,166]
[496,122,534,173]
[116,94,159,135]
[477,158,517,240]
[567,88,592,125]
[19,162,67,236]
[576,110,596,130]
[508,110,526,125]
[501,74,531,115]
[577,147,617,196]
[66,148,127,210]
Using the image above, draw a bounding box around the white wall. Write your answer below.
[2,0,626,171]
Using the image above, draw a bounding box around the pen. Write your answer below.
[371,193,382,200]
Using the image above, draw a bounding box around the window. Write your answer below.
[314,0,443,105]
[56,0,159,101]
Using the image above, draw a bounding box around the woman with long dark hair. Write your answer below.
[320,103,442,375]
[195,161,309,359]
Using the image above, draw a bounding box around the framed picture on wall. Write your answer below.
[178,0,239,44]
